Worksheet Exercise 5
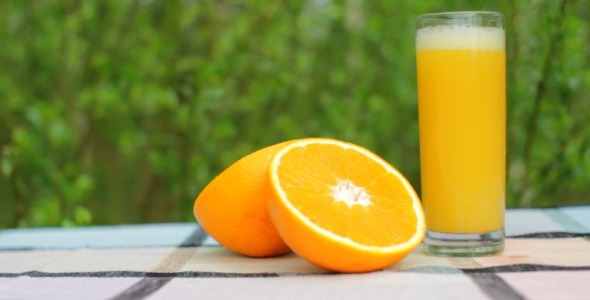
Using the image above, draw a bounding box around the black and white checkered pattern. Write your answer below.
[0,207,589,299]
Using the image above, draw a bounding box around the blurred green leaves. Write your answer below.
[1,0,589,228]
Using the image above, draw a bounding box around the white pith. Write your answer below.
[331,179,372,207]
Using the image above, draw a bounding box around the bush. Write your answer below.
[1,0,589,228]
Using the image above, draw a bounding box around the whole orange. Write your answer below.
[193,141,294,257]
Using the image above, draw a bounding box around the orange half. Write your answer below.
[268,138,425,273]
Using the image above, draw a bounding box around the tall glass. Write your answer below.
[415,12,506,256]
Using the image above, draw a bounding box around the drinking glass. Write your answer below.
[415,11,506,256]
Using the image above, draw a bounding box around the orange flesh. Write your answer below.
[275,143,419,247]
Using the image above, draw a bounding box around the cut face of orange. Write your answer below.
[268,138,425,273]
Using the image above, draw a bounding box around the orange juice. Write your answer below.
[416,25,506,234]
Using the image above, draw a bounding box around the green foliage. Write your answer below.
[1,0,589,228]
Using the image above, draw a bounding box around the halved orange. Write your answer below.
[194,141,295,257]
[268,138,425,273]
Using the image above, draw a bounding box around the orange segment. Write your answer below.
[268,138,425,273]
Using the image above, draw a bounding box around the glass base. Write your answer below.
[424,229,504,257]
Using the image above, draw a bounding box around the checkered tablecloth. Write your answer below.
[1,206,589,299]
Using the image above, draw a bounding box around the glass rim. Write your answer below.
[416,11,503,28]
[416,11,503,22]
